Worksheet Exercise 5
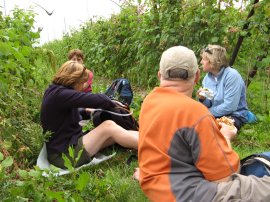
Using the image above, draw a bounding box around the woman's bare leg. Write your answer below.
[82,120,138,157]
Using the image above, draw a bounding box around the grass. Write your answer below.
[234,121,270,158]
[79,150,147,201]
[234,70,270,158]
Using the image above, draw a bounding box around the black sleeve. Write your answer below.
[55,87,116,109]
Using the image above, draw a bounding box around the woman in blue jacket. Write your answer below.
[197,45,248,133]
[40,61,138,169]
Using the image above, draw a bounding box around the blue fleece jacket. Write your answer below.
[200,67,248,122]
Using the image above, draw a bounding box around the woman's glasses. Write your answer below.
[203,47,213,54]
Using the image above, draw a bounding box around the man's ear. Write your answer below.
[194,69,200,84]
[158,71,161,80]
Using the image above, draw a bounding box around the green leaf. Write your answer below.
[21,46,32,56]
[46,190,65,202]
[75,172,90,191]
[75,148,83,163]
[2,156,13,168]
[240,31,248,37]
[18,169,29,178]
[12,48,25,62]
[71,193,84,202]
[0,42,12,56]
[63,153,74,171]
[261,57,270,67]
[0,152,3,161]
[211,37,219,43]
[28,169,41,178]
[68,146,75,159]
[16,180,25,186]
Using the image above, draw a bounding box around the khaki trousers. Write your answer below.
[212,174,270,202]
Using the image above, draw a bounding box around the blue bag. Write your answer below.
[105,78,133,106]
[240,152,270,177]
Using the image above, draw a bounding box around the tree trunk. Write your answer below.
[245,55,267,87]
[229,0,259,66]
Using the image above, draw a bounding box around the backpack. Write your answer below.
[105,78,133,106]
[240,152,270,177]
[92,102,139,131]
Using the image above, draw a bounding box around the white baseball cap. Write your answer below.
[160,46,198,80]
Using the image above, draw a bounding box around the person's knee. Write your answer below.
[97,120,125,135]
[100,120,118,129]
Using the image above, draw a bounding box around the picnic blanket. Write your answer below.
[36,143,115,176]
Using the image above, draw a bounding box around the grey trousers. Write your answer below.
[212,174,270,202]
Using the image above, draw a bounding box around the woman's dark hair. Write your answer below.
[67,49,84,60]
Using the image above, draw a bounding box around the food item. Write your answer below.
[199,87,214,99]
[216,116,235,126]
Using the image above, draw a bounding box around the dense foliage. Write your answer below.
[44,0,269,87]
[0,0,269,201]
[0,7,56,169]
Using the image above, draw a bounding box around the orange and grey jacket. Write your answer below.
[138,87,240,202]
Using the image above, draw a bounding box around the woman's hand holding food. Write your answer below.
[197,87,206,101]
[197,87,214,100]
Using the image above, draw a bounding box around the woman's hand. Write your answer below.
[85,108,95,116]
[112,100,126,107]
[197,87,206,101]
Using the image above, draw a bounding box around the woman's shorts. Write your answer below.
[47,136,91,169]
